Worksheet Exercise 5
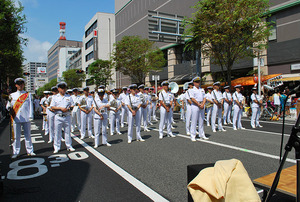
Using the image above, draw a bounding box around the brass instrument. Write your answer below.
[151,94,156,101]
[110,99,118,111]
[205,102,213,108]
[80,97,87,108]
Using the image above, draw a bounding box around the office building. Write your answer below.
[23,62,47,94]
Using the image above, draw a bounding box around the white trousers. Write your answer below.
[94,114,108,146]
[151,102,157,120]
[147,105,151,123]
[206,106,212,126]
[180,106,185,120]
[251,107,261,127]
[12,122,34,155]
[71,109,81,131]
[140,106,148,128]
[44,115,49,134]
[54,115,72,151]
[159,106,172,137]
[191,105,205,140]
[109,111,121,134]
[185,104,192,134]
[121,106,128,126]
[233,105,243,129]
[80,111,93,138]
[223,103,232,124]
[127,110,142,141]
[48,112,55,142]
[211,104,223,131]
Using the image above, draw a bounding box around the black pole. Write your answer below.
[280,97,288,162]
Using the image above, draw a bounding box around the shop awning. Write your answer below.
[271,73,300,82]
[231,74,281,86]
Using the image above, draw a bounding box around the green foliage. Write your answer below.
[0,0,27,88]
[88,59,113,88]
[36,79,57,96]
[62,69,86,89]
[184,0,271,85]
[112,36,166,84]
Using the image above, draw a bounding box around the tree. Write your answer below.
[184,0,271,86]
[112,36,166,84]
[0,0,27,88]
[36,79,57,96]
[62,69,86,89]
[88,59,113,88]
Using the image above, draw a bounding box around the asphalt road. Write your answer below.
[0,114,297,202]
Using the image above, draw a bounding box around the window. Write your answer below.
[85,38,94,50]
[268,16,277,41]
[85,20,97,38]
[86,51,94,62]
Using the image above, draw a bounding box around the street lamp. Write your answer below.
[252,47,263,97]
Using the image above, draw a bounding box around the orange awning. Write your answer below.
[231,74,281,86]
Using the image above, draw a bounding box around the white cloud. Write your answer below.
[22,35,53,63]
[14,0,38,8]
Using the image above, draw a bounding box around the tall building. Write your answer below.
[115,0,300,87]
[82,12,116,89]
[67,49,82,70]
[23,62,47,94]
[47,40,82,82]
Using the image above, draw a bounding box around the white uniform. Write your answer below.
[138,92,149,130]
[47,95,56,142]
[146,94,152,124]
[190,86,206,140]
[232,91,244,129]
[170,93,175,124]
[93,97,109,146]
[6,90,34,155]
[109,97,121,135]
[159,90,174,138]
[71,94,81,132]
[185,90,192,134]
[33,98,40,113]
[125,93,143,141]
[179,93,186,121]
[151,94,158,121]
[211,89,224,131]
[78,95,94,138]
[119,92,128,126]
[40,96,48,131]
[223,91,232,124]
[50,94,74,151]
[251,93,262,128]
[205,92,213,126]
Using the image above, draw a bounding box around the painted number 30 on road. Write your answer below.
[7,151,89,180]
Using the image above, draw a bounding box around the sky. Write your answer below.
[16,0,115,63]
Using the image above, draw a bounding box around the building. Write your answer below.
[23,62,47,94]
[47,39,82,82]
[82,12,116,89]
[67,48,82,70]
[115,0,300,87]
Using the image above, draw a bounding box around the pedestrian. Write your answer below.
[78,87,94,139]
[47,86,58,143]
[6,78,35,159]
[93,89,111,147]
[205,86,213,126]
[189,76,209,141]
[138,84,150,132]
[273,89,281,118]
[119,86,128,127]
[185,82,193,135]
[50,82,75,153]
[158,81,175,139]
[223,86,233,125]
[211,82,226,132]
[232,85,245,130]
[109,89,122,136]
[250,87,263,128]
[125,84,145,143]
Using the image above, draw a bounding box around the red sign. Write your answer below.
[93,30,97,37]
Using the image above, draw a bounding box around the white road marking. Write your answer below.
[71,134,169,202]
[257,189,264,194]
[222,126,290,137]
[51,164,60,167]
[148,128,296,164]
[241,118,295,126]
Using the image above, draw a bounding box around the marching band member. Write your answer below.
[78,87,94,139]
[159,81,175,139]
[232,85,245,130]
[185,82,193,135]
[93,89,111,148]
[109,89,122,136]
[205,86,213,126]
[47,86,58,143]
[150,87,158,121]
[138,84,150,132]
[40,91,50,131]
[211,82,226,132]
[190,77,209,141]
[251,87,263,128]
[6,78,35,159]
[119,86,128,127]
[71,88,81,133]
[33,96,41,117]
[179,90,186,121]
[145,87,153,125]
[125,84,145,143]
[223,86,233,125]
[67,89,73,97]
[50,82,75,153]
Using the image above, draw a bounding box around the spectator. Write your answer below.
[273,89,281,117]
